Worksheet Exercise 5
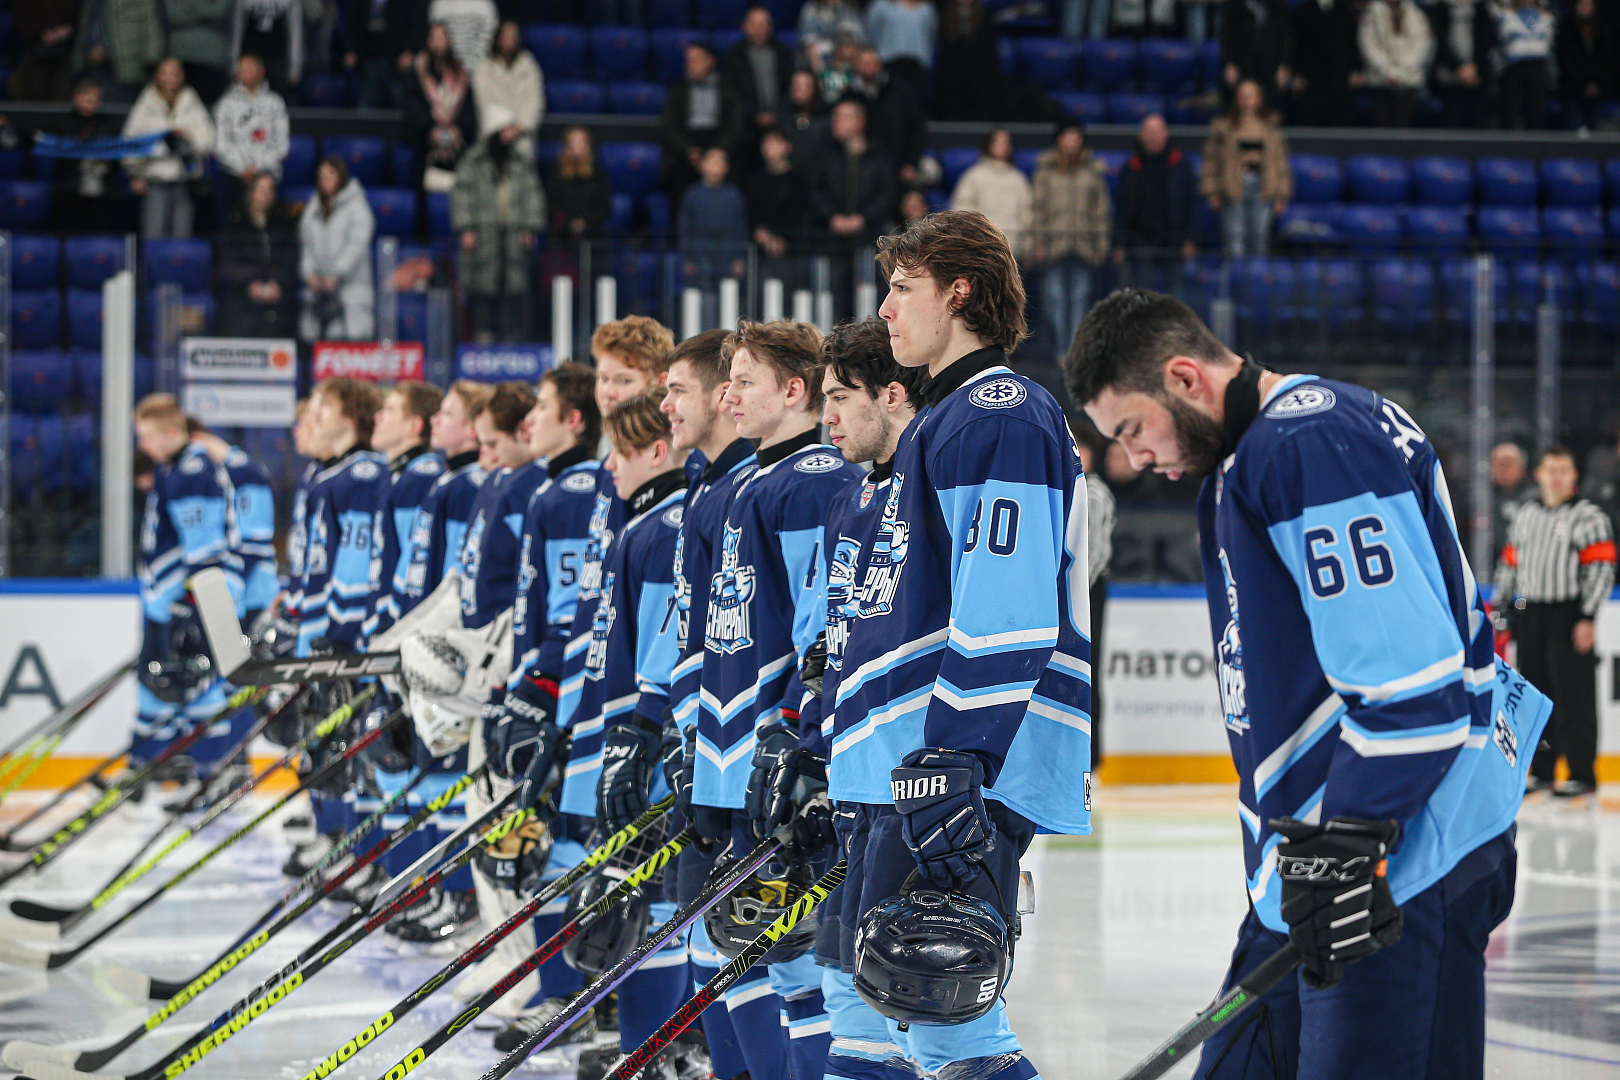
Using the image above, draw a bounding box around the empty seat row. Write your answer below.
[11,289,213,350]
[1296,154,1618,208]
[11,413,102,493]
[525,23,801,83]
[1277,203,1617,251]
[1052,90,1215,128]
[1011,38,1220,93]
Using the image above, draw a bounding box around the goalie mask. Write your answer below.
[474,818,553,896]
[852,879,1013,1027]
[701,854,820,965]
[561,866,652,978]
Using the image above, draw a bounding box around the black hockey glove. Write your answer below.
[674,722,698,821]
[745,721,800,840]
[799,633,829,699]
[597,717,662,833]
[767,748,835,854]
[491,671,560,779]
[479,695,508,774]
[659,711,684,796]
[892,748,996,885]
[515,725,569,814]
[1272,816,1404,989]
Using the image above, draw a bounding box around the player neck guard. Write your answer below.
[1221,354,1270,455]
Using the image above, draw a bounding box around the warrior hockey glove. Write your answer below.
[746,721,800,839]
[892,748,996,885]
[597,717,663,833]
[491,671,560,778]
[1272,816,1403,989]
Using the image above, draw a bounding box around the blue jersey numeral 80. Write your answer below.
[1305,515,1395,599]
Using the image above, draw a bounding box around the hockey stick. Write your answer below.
[0,694,391,970]
[606,859,847,1080]
[473,834,784,1080]
[7,688,307,932]
[0,662,138,832]
[0,659,134,764]
[0,686,267,889]
[0,767,483,1077]
[1115,944,1303,1080]
[301,795,679,1080]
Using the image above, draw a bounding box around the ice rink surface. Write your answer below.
[0,784,1616,1080]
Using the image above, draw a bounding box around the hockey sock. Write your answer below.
[310,789,346,835]
[688,925,749,1080]
[614,906,691,1051]
[784,989,832,1080]
[723,964,789,1080]
[821,968,910,1080]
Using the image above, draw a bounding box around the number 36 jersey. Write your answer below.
[1202,375,1551,935]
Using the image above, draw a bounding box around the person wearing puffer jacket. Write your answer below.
[1358,0,1433,126]
[299,156,375,341]
[123,58,215,238]
[949,128,1032,259]
[471,21,542,157]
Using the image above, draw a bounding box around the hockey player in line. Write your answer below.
[187,419,278,633]
[400,380,491,619]
[1065,289,1552,1079]
[832,211,1095,1080]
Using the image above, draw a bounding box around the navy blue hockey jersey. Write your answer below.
[1201,375,1551,933]
[218,445,277,616]
[694,432,864,808]
[297,448,390,654]
[401,450,485,612]
[363,447,446,641]
[558,477,687,816]
[829,353,1093,836]
[459,461,548,629]
[510,447,606,686]
[140,443,240,624]
[555,475,625,741]
[284,460,318,623]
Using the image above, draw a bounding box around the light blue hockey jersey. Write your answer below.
[139,442,241,624]
[284,459,318,623]
[511,446,605,685]
[1201,374,1551,933]
[218,445,277,616]
[297,448,389,654]
[554,475,625,748]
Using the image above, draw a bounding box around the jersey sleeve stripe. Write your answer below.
[1253,693,1345,798]
[833,628,950,707]
[946,624,1061,654]
[1025,695,1092,735]
[1337,715,1471,757]
[830,684,933,756]
[1324,649,1464,703]
[1047,651,1092,681]
[932,679,1038,711]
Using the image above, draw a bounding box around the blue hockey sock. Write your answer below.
[690,926,749,1080]
[615,935,689,1050]
[723,965,787,1080]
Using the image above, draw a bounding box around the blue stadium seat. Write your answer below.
[324,136,387,187]
[1198,40,1221,87]
[0,182,52,229]
[651,28,708,82]
[72,350,101,409]
[1410,156,1472,206]
[1289,154,1341,203]
[1542,207,1604,256]
[1080,39,1138,90]
[648,0,693,28]
[1107,92,1163,124]
[940,147,979,192]
[608,82,667,115]
[1335,205,1404,249]
[285,134,317,186]
[1539,158,1601,208]
[1344,155,1410,204]
[32,415,65,491]
[613,250,663,312]
[590,26,650,79]
[1576,262,1619,330]
[299,72,352,107]
[391,142,418,185]
[396,291,428,341]
[1437,257,1495,323]
[712,29,743,56]
[698,0,749,30]
[1476,206,1541,251]
[427,191,452,237]
[8,415,37,492]
[1093,149,1128,198]
[1013,148,1040,178]
[64,235,125,289]
[1475,156,1539,206]
[526,25,589,79]
[1504,260,1569,323]
[66,289,104,349]
[1139,39,1197,94]
[1406,206,1469,250]
[1053,91,1107,125]
[599,141,662,198]
[645,190,672,237]
[145,238,212,290]
[548,80,606,113]
[1295,258,1363,323]
[1017,38,1082,90]
[1233,258,1296,325]
[1276,202,1338,245]
[1165,98,1216,125]
[10,235,59,290]
[10,350,72,413]
[604,192,636,236]
[368,188,417,237]
[11,290,60,349]
[66,414,97,491]
[1369,258,1435,323]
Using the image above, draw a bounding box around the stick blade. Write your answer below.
[91,964,152,1004]
[8,899,79,925]
[190,568,251,681]
[144,974,186,1001]
[15,1059,109,1080]
[2,1041,76,1071]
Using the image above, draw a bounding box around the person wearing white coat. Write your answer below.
[949,128,1033,259]
[123,58,216,238]
[300,157,375,342]
[471,21,543,157]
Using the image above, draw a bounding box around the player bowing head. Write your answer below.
[722,320,826,446]
[527,362,601,462]
[431,380,491,457]
[592,315,675,415]
[473,381,537,471]
[821,317,929,465]
[604,389,688,503]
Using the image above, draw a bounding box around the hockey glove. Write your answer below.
[479,696,508,774]
[493,671,560,778]
[515,725,568,813]
[892,748,996,885]
[659,711,684,796]
[767,748,834,854]
[1273,816,1404,989]
[799,633,829,699]
[597,717,663,833]
[745,721,801,840]
[674,722,698,821]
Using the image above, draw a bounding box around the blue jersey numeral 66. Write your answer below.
[1304,515,1395,599]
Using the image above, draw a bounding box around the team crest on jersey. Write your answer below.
[661,505,684,528]
[513,535,536,631]
[585,573,616,678]
[825,537,864,669]
[855,475,908,617]
[1216,549,1247,733]
[705,525,756,654]
[672,531,692,651]
[410,456,442,475]
[306,514,330,578]
[180,454,206,474]
[968,378,1027,410]
[351,460,381,480]
[579,494,614,600]
[795,453,843,474]
[563,471,598,493]
[1265,386,1336,419]
[459,513,490,615]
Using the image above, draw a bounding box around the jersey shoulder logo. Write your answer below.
[563,471,598,493]
[350,460,381,481]
[179,454,206,474]
[859,481,878,509]
[968,378,1028,410]
[1264,385,1336,419]
[661,506,684,528]
[795,452,844,474]
[410,455,444,475]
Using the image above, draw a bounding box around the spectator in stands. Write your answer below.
[1032,122,1110,356]
[723,7,796,150]
[807,98,895,244]
[1497,0,1555,128]
[73,0,164,103]
[1284,0,1360,127]
[847,47,926,184]
[1200,79,1291,257]
[453,107,545,342]
[800,0,866,74]
[232,0,303,95]
[1556,0,1616,131]
[778,68,830,162]
[428,0,497,74]
[473,20,542,156]
[167,0,233,104]
[1490,440,1538,560]
[746,129,807,271]
[864,0,935,100]
[659,42,741,197]
[123,57,215,238]
[1358,0,1433,127]
[1430,0,1495,129]
[404,22,477,192]
[344,0,427,109]
[11,0,80,102]
[1221,0,1289,105]
[950,128,1032,259]
[299,155,375,341]
[679,147,749,289]
[219,171,297,336]
[899,186,930,224]
[214,52,290,212]
[816,31,861,103]
[48,77,121,233]
[936,0,1006,122]
[1114,113,1196,292]
[547,125,612,242]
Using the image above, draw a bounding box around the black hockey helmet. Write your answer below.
[702,853,819,965]
[475,818,553,896]
[561,866,652,978]
[852,878,1013,1026]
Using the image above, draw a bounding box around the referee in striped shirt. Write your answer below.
[1495,445,1617,798]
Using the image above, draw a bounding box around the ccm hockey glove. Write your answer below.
[892,748,996,885]
[1272,816,1404,988]
[597,717,663,833]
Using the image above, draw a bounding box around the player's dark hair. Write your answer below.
[482,381,537,437]
[824,318,928,406]
[392,380,444,436]
[605,389,672,454]
[541,362,602,449]
[875,210,1028,354]
[1540,444,1578,470]
[668,329,732,391]
[313,377,384,445]
[722,320,827,413]
[1062,287,1232,406]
